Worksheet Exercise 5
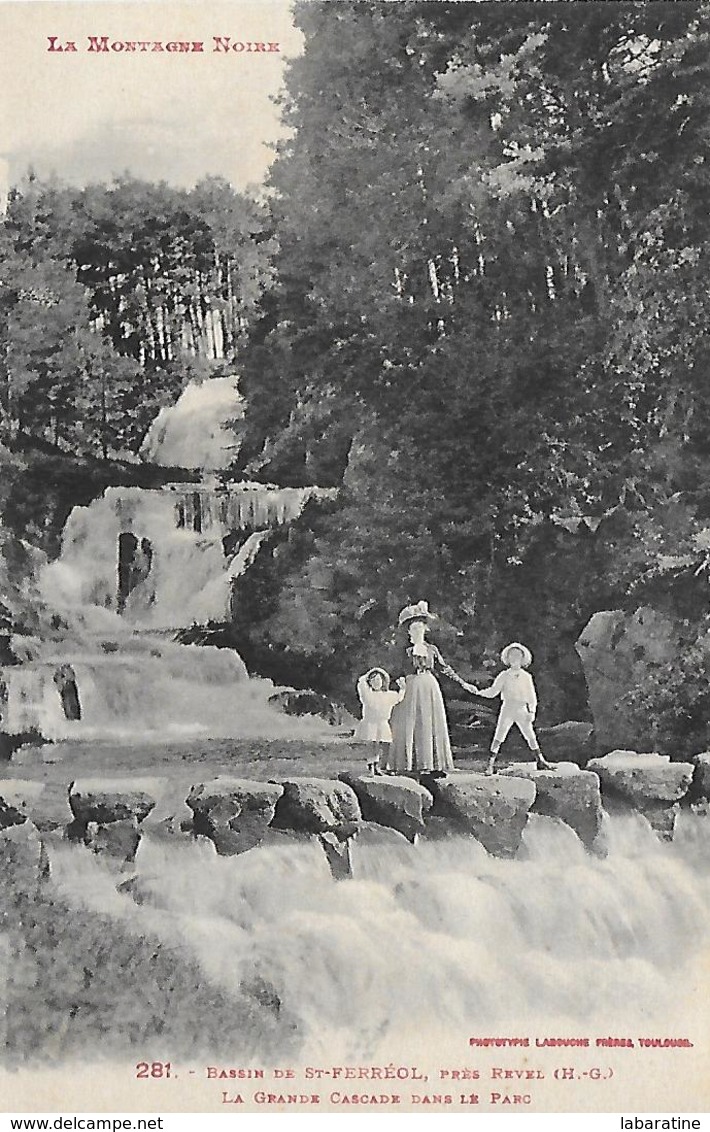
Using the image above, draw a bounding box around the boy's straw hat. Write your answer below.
[397,600,435,627]
[501,642,532,667]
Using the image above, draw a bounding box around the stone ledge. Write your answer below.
[498,762,603,848]
[429,772,536,857]
[339,773,433,843]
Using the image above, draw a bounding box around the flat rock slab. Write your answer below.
[587,751,694,839]
[430,772,536,857]
[0,779,46,811]
[69,778,161,826]
[587,752,694,803]
[339,773,433,842]
[499,762,603,848]
[186,777,284,856]
[272,777,361,835]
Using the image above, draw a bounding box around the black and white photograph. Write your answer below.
[1,0,710,1115]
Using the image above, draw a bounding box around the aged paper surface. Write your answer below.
[1,0,709,1116]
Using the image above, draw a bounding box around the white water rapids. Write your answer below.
[46,809,710,1065]
[40,481,331,630]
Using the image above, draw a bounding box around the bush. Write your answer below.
[620,638,710,757]
[2,887,297,1066]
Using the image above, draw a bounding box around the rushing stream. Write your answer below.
[3,632,327,741]
[46,808,710,1062]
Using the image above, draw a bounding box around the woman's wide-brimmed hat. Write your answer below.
[363,667,391,689]
[397,600,436,627]
[501,641,532,667]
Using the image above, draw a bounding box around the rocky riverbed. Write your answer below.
[4,741,709,888]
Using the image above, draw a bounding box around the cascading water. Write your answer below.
[139,375,245,471]
[10,477,337,741]
[45,809,710,1070]
[40,481,332,631]
[2,376,338,742]
[1,634,315,741]
[4,378,707,1112]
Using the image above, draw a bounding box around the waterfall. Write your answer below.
[46,809,710,1063]
[14,481,336,741]
[139,375,244,470]
[8,373,339,743]
[0,635,333,741]
[40,482,335,631]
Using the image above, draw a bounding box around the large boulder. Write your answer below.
[537,722,596,766]
[272,777,361,835]
[186,778,283,856]
[429,772,536,857]
[86,817,141,864]
[339,773,433,843]
[575,608,679,750]
[68,778,161,863]
[499,762,603,848]
[686,752,710,804]
[68,778,160,828]
[270,777,362,881]
[587,750,694,838]
[267,690,351,728]
[1,818,48,893]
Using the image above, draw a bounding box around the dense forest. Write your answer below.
[3,1,710,750]
[0,175,271,548]
[230,0,710,748]
[0,175,272,459]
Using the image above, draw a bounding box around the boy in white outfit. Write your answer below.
[462,643,555,775]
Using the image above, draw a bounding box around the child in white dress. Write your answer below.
[463,643,555,775]
[355,668,406,774]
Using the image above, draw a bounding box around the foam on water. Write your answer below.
[3,636,332,741]
[46,809,710,1061]
[139,376,244,471]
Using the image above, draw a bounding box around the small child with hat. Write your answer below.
[354,667,406,774]
[462,642,555,775]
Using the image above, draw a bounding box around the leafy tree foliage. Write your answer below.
[0,174,272,458]
[235,1,710,735]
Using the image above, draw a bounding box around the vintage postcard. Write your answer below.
[1,0,710,1117]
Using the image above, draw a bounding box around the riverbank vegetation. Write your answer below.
[231,2,710,737]
[3,883,294,1065]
